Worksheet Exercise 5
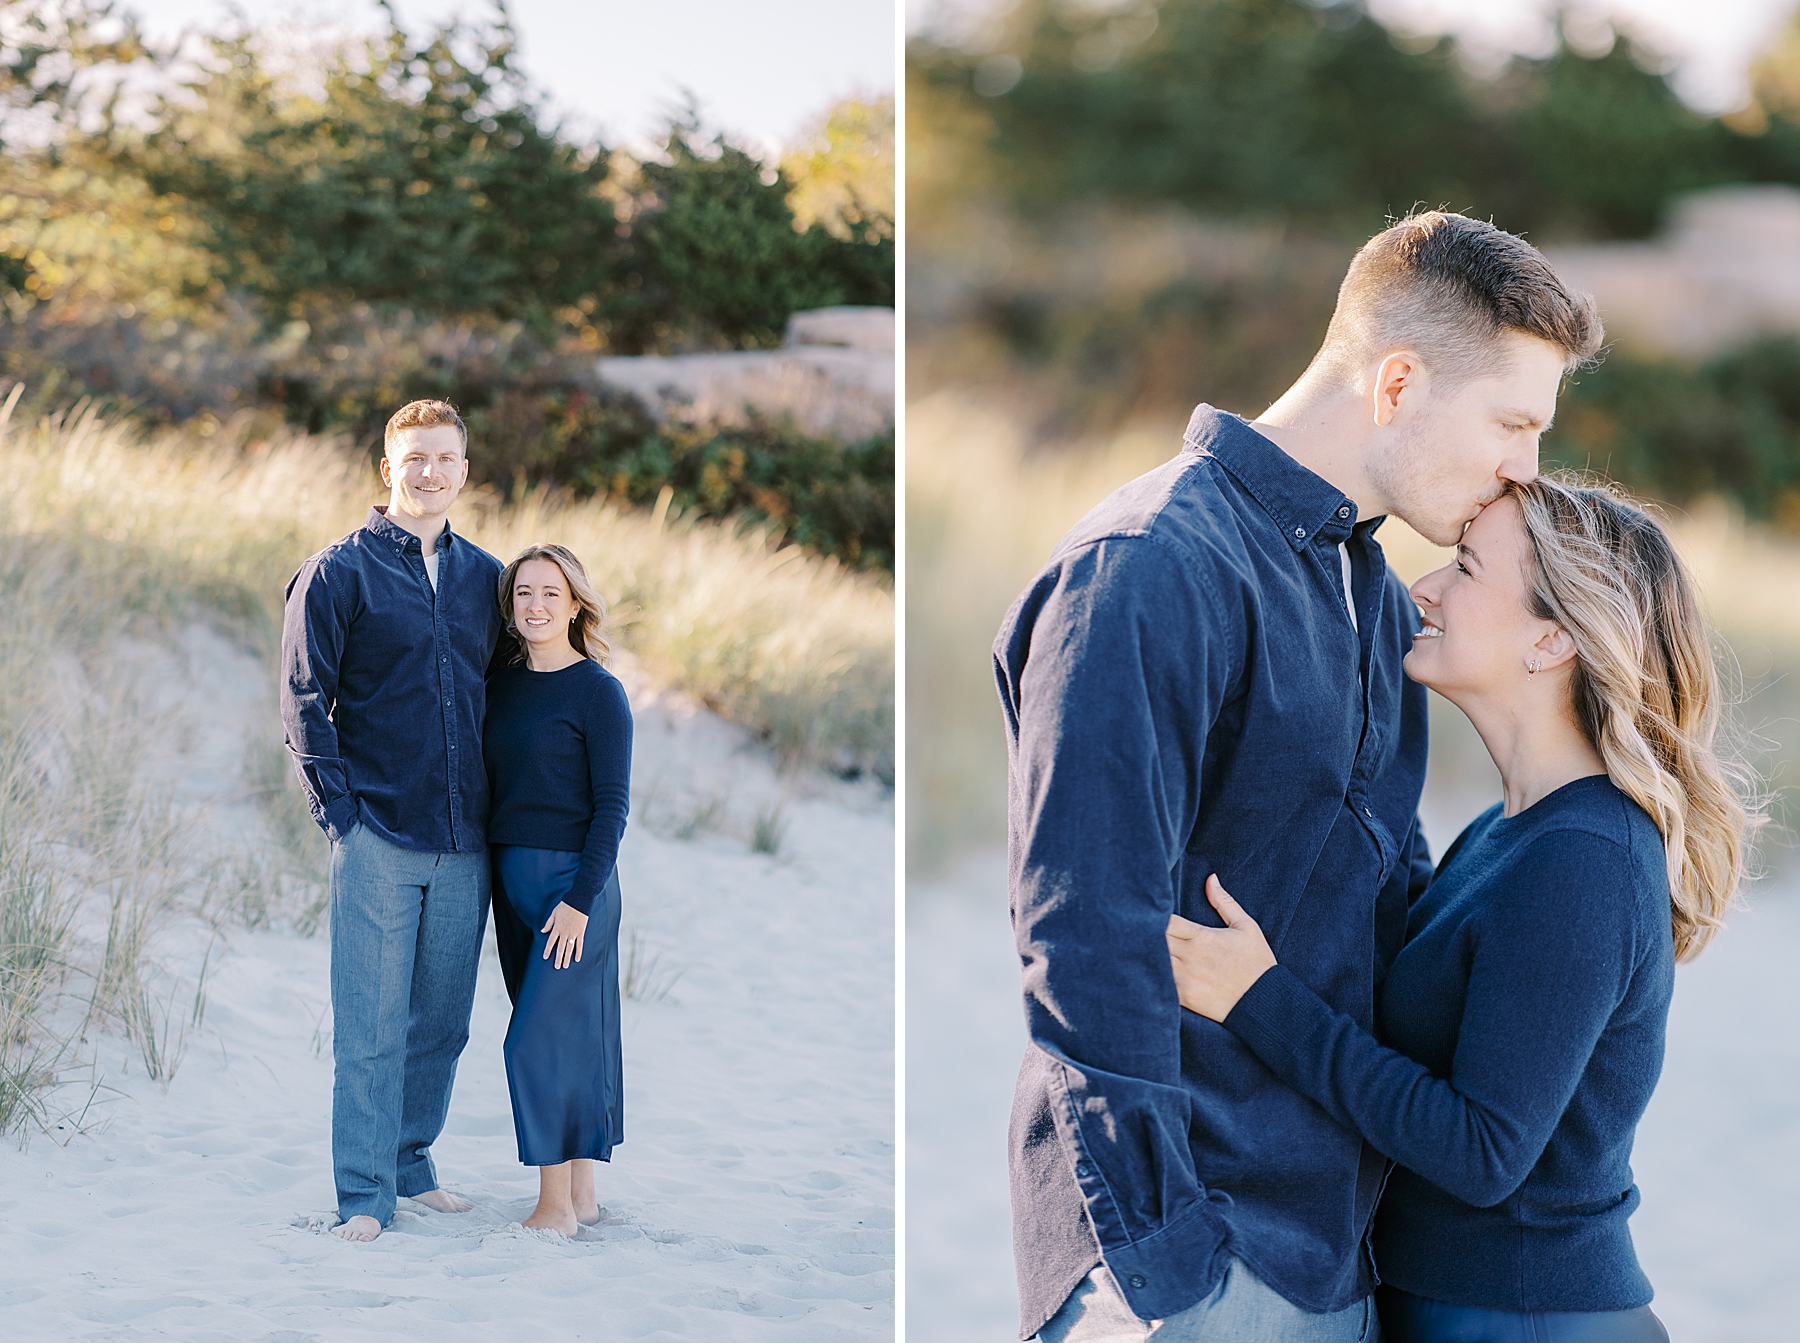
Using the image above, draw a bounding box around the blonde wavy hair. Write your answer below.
[497,543,611,668]
[1509,477,1753,961]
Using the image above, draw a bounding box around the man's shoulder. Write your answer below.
[297,524,380,585]
[455,534,504,575]
[1050,449,1250,576]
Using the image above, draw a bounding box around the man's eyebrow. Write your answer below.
[1457,543,1483,569]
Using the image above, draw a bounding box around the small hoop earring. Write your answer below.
[1527,659,1540,681]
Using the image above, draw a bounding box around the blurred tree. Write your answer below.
[133,11,617,333]
[782,94,895,238]
[911,0,1800,240]
[620,120,891,351]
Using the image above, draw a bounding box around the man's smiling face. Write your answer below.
[381,424,469,521]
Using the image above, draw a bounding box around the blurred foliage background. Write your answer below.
[0,0,895,569]
[907,0,1800,872]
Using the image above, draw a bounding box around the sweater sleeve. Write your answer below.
[564,673,633,916]
[1221,830,1641,1208]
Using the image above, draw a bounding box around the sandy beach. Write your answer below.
[0,630,895,1341]
[909,849,1800,1343]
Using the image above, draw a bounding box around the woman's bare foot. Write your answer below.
[331,1215,381,1242]
[411,1188,473,1214]
[522,1205,578,1236]
[575,1202,601,1227]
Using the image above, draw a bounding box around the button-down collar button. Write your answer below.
[1338,506,1351,519]
[1128,1274,1147,1289]
[1294,526,1307,539]
[1074,1162,1091,1178]
[1364,807,1373,818]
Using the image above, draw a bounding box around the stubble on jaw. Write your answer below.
[1366,418,1487,548]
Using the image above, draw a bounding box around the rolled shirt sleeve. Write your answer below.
[281,554,359,842]
[997,535,1242,1274]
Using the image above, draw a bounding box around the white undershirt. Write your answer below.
[1339,542,1358,633]
[423,549,440,591]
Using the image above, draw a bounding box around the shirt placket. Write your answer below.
[434,539,461,850]
[1345,531,1396,870]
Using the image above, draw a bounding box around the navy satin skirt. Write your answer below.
[490,845,624,1166]
[1378,1287,1669,1343]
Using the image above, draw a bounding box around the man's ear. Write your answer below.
[1370,351,1424,428]
[379,454,392,487]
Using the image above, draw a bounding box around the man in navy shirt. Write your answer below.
[996,212,1603,1340]
[281,400,504,1242]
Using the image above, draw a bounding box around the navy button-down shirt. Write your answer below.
[994,406,1433,1337]
[281,506,504,852]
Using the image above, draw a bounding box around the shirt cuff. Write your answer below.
[1099,1193,1233,1321]
[322,796,359,844]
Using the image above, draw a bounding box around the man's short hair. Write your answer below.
[384,399,467,456]
[1310,210,1603,390]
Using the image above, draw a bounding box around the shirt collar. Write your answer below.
[366,504,456,552]
[1182,404,1366,550]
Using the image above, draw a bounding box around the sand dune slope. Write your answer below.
[0,649,895,1341]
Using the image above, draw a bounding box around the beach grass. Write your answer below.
[906,388,1800,876]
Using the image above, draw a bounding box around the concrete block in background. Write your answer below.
[1548,186,1800,360]
[596,306,895,441]
[785,305,895,353]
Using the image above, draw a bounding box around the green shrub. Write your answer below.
[133,18,616,335]
[1550,338,1800,526]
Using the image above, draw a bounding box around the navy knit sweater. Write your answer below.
[1223,774,1674,1312]
[483,658,632,916]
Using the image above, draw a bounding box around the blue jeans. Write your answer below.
[1039,1260,1377,1343]
[328,822,488,1225]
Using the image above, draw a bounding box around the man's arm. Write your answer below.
[997,535,1239,1256]
[280,556,358,841]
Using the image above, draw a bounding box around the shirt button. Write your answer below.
[1364,807,1373,818]
[1338,506,1351,519]
[444,698,451,706]
[449,744,456,750]
[1294,526,1306,539]
[1128,1274,1147,1289]
[1074,1162,1090,1178]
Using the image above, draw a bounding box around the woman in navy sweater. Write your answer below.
[1167,479,1751,1342]
[484,543,632,1237]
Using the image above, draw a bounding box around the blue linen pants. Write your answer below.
[1039,1259,1377,1342]
[490,845,624,1166]
[1377,1288,1668,1343]
[328,822,488,1226]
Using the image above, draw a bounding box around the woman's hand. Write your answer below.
[541,901,589,970]
[1166,875,1278,1022]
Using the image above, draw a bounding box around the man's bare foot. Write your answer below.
[576,1202,601,1227]
[331,1215,381,1242]
[411,1188,473,1214]
[522,1206,578,1237]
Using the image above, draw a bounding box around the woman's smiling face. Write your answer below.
[1404,493,1550,699]
[512,558,577,651]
